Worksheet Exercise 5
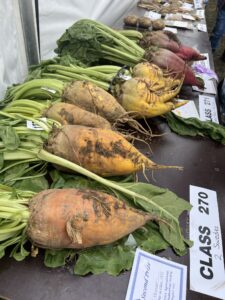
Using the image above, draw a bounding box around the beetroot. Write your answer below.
[140,31,180,52]
[144,47,205,89]
[140,31,206,62]
[175,45,206,61]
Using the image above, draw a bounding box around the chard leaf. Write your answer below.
[44,249,75,268]
[14,176,49,192]
[166,112,225,144]
[74,242,134,276]
[133,223,169,253]
[55,20,115,65]
[0,126,20,150]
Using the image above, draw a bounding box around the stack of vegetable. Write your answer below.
[55,19,205,89]
[3,16,222,277]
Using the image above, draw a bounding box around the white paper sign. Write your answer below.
[182,3,194,10]
[199,95,219,123]
[194,0,203,9]
[196,9,205,19]
[164,27,178,34]
[189,185,225,300]
[192,79,217,95]
[126,249,187,300]
[173,100,199,119]
[26,118,47,130]
[165,20,194,30]
[197,23,207,32]
[144,11,161,20]
[182,14,196,21]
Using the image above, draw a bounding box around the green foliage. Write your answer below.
[166,112,225,144]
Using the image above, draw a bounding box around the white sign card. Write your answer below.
[125,248,187,300]
[164,27,178,34]
[199,95,219,123]
[181,2,194,10]
[192,79,217,95]
[194,0,203,9]
[144,11,161,20]
[26,118,47,130]
[173,100,200,119]
[197,23,207,32]
[196,9,205,19]
[182,14,196,21]
[165,20,194,30]
[189,185,225,299]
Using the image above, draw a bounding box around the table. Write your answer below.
[0,6,224,300]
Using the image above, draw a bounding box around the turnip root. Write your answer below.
[27,188,152,249]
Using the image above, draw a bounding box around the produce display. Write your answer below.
[1,16,224,278]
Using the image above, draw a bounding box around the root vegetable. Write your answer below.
[27,188,152,249]
[123,15,139,26]
[62,80,149,136]
[45,125,182,176]
[140,31,206,62]
[152,19,165,30]
[44,102,112,129]
[115,77,187,118]
[138,17,152,28]
[144,48,204,88]
[62,81,126,123]
[140,31,180,52]
[132,62,182,91]
[175,45,206,61]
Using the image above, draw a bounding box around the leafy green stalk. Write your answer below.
[55,19,145,66]
[166,112,225,144]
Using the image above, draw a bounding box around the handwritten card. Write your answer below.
[126,249,187,300]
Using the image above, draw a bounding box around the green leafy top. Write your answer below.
[166,112,225,145]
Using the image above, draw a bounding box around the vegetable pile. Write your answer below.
[2,16,223,277]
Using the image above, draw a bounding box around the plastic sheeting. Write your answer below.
[0,0,28,99]
[39,0,137,59]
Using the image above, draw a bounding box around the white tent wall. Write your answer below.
[39,0,137,59]
[0,0,28,99]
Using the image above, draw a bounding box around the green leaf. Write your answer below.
[10,236,29,261]
[0,126,20,150]
[44,249,75,268]
[74,243,134,276]
[0,153,4,170]
[133,223,169,253]
[13,176,49,192]
[166,112,225,144]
